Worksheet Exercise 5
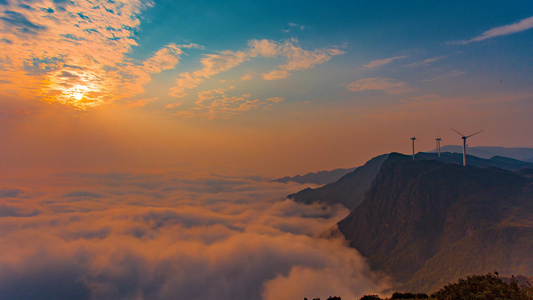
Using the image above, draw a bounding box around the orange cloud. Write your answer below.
[173,88,285,119]
[0,171,389,299]
[363,56,408,69]
[346,77,412,94]
[0,1,192,109]
[170,38,344,97]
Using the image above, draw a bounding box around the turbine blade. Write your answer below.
[450,128,464,136]
[466,129,484,138]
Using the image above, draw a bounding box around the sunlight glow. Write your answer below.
[44,73,109,110]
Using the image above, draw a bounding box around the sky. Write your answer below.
[1,1,533,299]
[1,0,533,176]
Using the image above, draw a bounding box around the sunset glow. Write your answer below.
[1,1,533,299]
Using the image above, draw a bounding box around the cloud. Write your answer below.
[0,171,389,299]
[62,191,103,198]
[142,44,185,74]
[240,73,254,81]
[363,56,407,68]
[0,0,195,109]
[262,70,290,80]
[0,10,46,34]
[346,77,411,94]
[422,70,466,82]
[284,22,305,33]
[122,97,157,108]
[404,56,447,68]
[164,102,182,109]
[175,88,285,119]
[452,15,533,44]
[0,188,23,198]
[0,203,39,217]
[170,38,344,98]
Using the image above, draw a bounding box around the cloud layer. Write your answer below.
[0,171,388,300]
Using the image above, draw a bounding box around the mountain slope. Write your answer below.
[287,154,388,210]
[337,153,533,293]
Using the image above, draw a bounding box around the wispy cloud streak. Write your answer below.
[405,56,447,68]
[363,56,407,69]
[452,16,533,44]
[170,38,344,98]
[346,77,411,94]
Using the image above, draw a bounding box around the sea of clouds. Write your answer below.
[0,170,388,300]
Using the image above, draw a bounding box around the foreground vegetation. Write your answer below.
[307,272,533,300]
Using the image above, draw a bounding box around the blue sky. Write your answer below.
[1,0,533,174]
[126,0,533,112]
[2,3,533,299]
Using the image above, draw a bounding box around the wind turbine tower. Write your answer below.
[435,138,442,157]
[450,128,484,166]
[411,136,416,160]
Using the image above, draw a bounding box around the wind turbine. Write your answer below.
[435,138,442,157]
[450,128,484,166]
[411,136,416,160]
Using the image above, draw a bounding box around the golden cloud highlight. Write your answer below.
[0,171,389,299]
[0,0,192,109]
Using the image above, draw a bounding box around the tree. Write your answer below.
[431,272,531,300]
[359,295,381,300]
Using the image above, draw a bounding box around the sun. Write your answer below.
[74,92,83,101]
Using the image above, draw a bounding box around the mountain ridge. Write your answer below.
[436,146,533,162]
[289,152,533,210]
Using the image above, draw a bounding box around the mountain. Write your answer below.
[289,152,532,210]
[337,153,533,293]
[436,146,533,162]
[415,152,533,171]
[287,154,389,210]
[273,167,356,185]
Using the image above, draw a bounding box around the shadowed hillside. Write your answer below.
[288,154,389,210]
[337,153,533,293]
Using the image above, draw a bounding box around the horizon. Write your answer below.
[1,1,533,299]
[1,1,533,177]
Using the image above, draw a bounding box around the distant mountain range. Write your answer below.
[272,167,356,185]
[275,146,533,185]
[289,151,533,293]
[289,152,533,210]
[435,146,533,162]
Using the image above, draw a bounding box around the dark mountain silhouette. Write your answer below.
[287,154,389,210]
[289,152,532,210]
[273,167,356,185]
[414,152,533,171]
[337,153,533,293]
[436,146,533,162]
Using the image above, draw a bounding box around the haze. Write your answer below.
[1,1,533,299]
